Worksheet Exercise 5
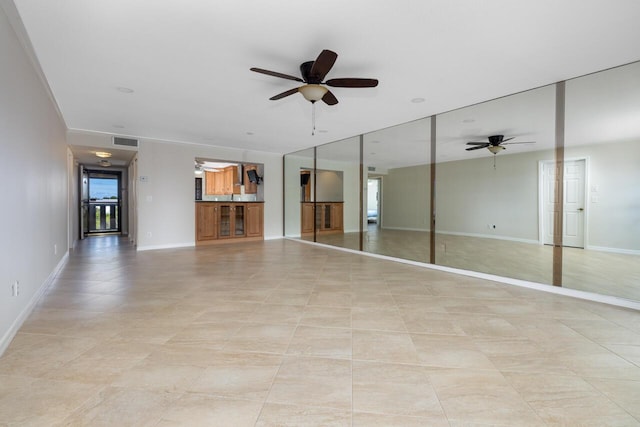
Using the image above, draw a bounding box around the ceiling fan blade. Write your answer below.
[502,141,536,145]
[322,90,339,105]
[309,50,338,82]
[326,78,379,88]
[250,67,304,83]
[466,144,489,151]
[269,87,299,100]
[501,137,515,143]
[466,142,488,145]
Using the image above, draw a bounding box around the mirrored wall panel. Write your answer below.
[363,118,431,262]
[434,85,557,284]
[563,62,640,300]
[315,136,361,250]
[284,147,314,239]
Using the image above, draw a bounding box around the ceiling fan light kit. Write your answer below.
[251,49,378,134]
[299,84,328,102]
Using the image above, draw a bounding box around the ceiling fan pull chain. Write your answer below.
[311,101,316,136]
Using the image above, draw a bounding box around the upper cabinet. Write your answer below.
[243,164,258,194]
[204,166,240,195]
[197,158,264,201]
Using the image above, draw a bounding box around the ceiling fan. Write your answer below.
[250,49,378,134]
[250,49,378,105]
[465,135,535,154]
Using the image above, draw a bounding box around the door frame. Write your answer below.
[367,177,382,226]
[538,157,589,247]
[81,168,123,236]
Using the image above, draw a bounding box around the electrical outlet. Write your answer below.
[12,281,19,297]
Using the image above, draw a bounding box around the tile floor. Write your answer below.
[309,226,640,301]
[0,236,639,426]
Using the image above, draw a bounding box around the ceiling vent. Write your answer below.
[113,136,138,147]
[368,166,376,172]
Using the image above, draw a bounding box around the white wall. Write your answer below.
[565,140,640,251]
[136,139,283,250]
[436,150,547,242]
[383,140,639,251]
[315,170,344,202]
[382,164,431,231]
[0,5,69,354]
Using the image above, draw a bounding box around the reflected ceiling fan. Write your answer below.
[465,135,535,154]
[250,49,378,134]
[466,135,535,169]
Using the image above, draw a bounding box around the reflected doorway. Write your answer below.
[541,159,586,248]
[367,178,381,226]
[80,167,122,238]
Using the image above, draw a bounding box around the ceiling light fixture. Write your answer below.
[98,160,111,167]
[487,145,505,154]
[298,85,330,136]
[116,86,134,93]
[411,97,425,103]
[95,151,112,158]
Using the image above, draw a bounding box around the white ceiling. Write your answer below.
[9,0,640,164]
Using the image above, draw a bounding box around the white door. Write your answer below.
[542,159,586,247]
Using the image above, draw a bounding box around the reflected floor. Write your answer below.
[1,236,639,426]
[303,226,639,301]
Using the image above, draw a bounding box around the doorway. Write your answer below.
[80,168,122,237]
[541,159,586,248]
[367,178,381,225]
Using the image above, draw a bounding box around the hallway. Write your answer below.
[0,236,639,425]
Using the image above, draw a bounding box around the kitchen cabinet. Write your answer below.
[243,164,258,194]
[195,202,264,245]
[204,170,225,195]
[246,203,264,237]
[301,203,315,234]
[205,167,239,195]
[301,202,344,235]
[223,166,240,195]
[196,203,217,240]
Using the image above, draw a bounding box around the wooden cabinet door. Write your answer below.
[243,165,258,194]
[301,203,314,234]
[204,171,216,195]
[246,203,263,237]
[196,203,217,240]
[331,203,343,231]
[233,203,246,237]
[217,204,232,238]
[223,166,238,195]
[213,172,224,194]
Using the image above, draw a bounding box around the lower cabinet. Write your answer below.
[196,202,263,245]
[301,202,344,235]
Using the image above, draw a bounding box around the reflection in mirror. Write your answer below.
[363,118,431,262]
[564,61,640,301]
[284,148,314,239]
[314,137,361,250]
[195,158,264,202]
[435,85,556,284]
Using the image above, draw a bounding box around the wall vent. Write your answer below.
[113,136,138,147]
[368,166,376,172]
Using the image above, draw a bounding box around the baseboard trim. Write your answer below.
[438,230,539,245]
[288,238,640,312]
[0,252,69,357]
[136,242,195,251]
[586,245,640,256]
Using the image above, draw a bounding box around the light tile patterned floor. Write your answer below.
[310,226,640,301]
[0,236,639,426]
